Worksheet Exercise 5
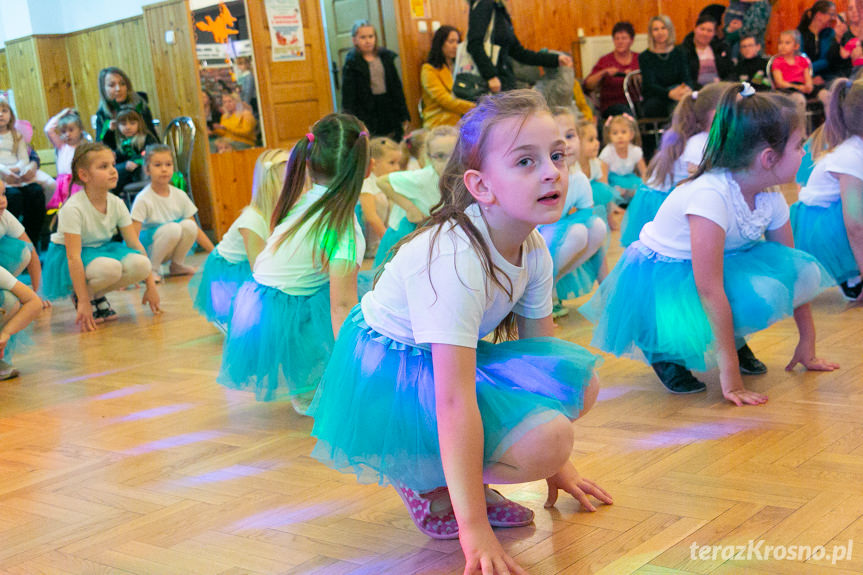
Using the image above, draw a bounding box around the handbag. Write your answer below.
[452,1,500,101]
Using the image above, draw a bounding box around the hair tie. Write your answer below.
[604,116,614,127]
[306,132,315,142]
[691,91,699,100]
[263,161,273,169]
[622,113,635,123]
[740,82,756,97]
[359,130,369,138]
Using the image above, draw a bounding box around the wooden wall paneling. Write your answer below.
[4,38,49,149]
[143,0,214,232]
[35,36,75,148]
[65,17,158,142]
[246,0,334,147]
[0,50,9,91]
[208,148,262,235]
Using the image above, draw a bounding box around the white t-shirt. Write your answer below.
[599,144,643,175]
[362,203,554,349]
[216,207,269,265]
[0,210,25,240]
[677,131,709,182]
[131,185,198,229]
[55,144,76,175]
[0,132,28,167]
[587,157,604,181]
[386,164,440,229]
[51,191,133,247]
[253,184,365,295]
[0,265,17,291]
[799,135,863,208]
[640,169,790,259]
[360,173,382,197]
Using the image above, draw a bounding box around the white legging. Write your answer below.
[0,290,20,331]
[84,253,151,299]
[10,244,31,276]
[552,218,608,281]
[148,220,197,271]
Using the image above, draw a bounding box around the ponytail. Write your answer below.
[821,79,863,154]
[269,114,370,268]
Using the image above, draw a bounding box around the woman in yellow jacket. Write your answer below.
[212,92,257,149]
[420,26,475,128]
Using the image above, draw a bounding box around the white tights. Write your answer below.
[552,218,607,281]
[0,290,20,330]
[148,220,197,272]
[84,253,150,299]
[10,245,31,276]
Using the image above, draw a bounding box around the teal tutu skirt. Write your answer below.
[620,183,670,247]
[188,250,251,326]
[556,247,605,300]
[42,242,141,300]
[791,201,860,284]
[0,235,30,274]
[0,290,31,361]
[309,306,600,492]
[590,180,615,207]
[218,281,333,401]
[608,173,643,204]
[795,141,814,186]
[580,241,834,371]
[373,219,416,268]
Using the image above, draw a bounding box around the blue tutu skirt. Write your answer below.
[373,219,417,268]
[309,306,600,492]
[590,180,615,207]
[608,173,643,204]
[619,183,670,247]
[795,141,815,186]
[218,281,333,401]
[791,201,860,284]
[0,290,31,361]
[188,249,251,326]
[0,235,30,274]
[580,241,834,371]
[556,247,605,300]
[42,242,141,300]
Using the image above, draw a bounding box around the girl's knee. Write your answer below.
[0,291,21,320]
[86,258,124,284]
[533,415,576,474]
[179,219,198,236]
[123,253,152,282]
[157,222,183,241]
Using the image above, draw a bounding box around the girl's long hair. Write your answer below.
[384,89,551,343]
[819,78,863,155]
[646,82,731,187]
[117,107,147,151]
[250,148,290,232]
[0,96,22,154]
[269,114,369,268]
[71,143,112,186]
[798,1,836,31]
[690,83,802,181]
[428,25,461,69]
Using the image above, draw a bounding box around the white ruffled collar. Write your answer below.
[722,170,773,241]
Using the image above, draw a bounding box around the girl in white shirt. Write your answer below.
[0,181,44,298]
[42,143,160,330]
[44,108,85,210]
[190,148,286,331]
[131,145,214,281]
[621,82,730,246]
[543,107,607,318]
[218,114,368,414]
[598,114,646,203]
[791,79,863,301]
[358,136,400,260]
[311,91,611,572]
[372,125,457,268]
[582,84,838,405]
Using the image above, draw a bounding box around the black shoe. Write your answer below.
[92,296,117,322]
[651,361,707,394]
[737,344,767,375]
[839,279,862,301]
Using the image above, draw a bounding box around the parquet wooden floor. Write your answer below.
[1,226,861,574]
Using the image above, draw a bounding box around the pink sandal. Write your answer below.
[394,484,460,540]
[486,488,534,528]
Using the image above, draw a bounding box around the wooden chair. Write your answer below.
[623,70,667,151]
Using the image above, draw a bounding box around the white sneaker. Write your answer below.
[0,359,19,381]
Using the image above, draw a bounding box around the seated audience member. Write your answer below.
[420,25,475,128]
[584,21,640,118]
[727,34,771,90]
[640,15,694,118]
[798,1,843,84]
[212,92,257,149]
[681,14,734,88]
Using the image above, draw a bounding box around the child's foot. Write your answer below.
[552,301,569,319]
[651,361,706,394]
[485,487,534,528]
[394,485,459,539]
[839,276,862,301]
[150,270,163,284]
[737,344,767,375]
[0,359,19,381]
[168,262,196,276]
[91,297,118,322]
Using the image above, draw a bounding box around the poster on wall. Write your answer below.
[264,0,305,61]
